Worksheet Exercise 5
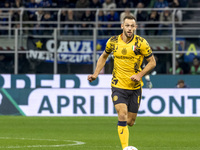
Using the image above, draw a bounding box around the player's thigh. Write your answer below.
[112,87,129,121]
[115,103,128,121]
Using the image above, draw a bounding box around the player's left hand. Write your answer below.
[87,74,97,82]
[130,74,141,82]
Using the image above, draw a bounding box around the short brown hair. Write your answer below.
[123,15,136,22]
[177,79,184,84]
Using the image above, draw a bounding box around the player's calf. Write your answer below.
[127,112,137,126]
[127,119,135,127]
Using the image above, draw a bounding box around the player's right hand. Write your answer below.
[87,75,97,82]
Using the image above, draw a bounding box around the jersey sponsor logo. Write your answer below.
[115,56,134,60]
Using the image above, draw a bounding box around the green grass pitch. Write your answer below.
[0,116,199,150]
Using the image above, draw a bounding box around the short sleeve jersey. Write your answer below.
[105,34,152,90]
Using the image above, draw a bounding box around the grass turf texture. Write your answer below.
[0,117,199,150]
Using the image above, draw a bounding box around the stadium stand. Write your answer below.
[0,0,199,74]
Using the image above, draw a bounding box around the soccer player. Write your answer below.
[88,15,156,149]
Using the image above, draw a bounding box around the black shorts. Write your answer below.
[111,87,142,113]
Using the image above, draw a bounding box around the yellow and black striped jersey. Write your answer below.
[105,34,152,90]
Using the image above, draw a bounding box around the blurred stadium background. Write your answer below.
[0,0,200,149]
[0,0,200,76]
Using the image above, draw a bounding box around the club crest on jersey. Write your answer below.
[132,45,136,51]
[121,48,127,55]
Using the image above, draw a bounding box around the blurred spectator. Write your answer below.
[33,9,44,35]
[102,0,116,15]
[154,0,168,15]
[179,0,188,7]
[90,0,102,8]
[136,2,148,22]
[175,53,190,74]
[1,1,11,13]
[75,0,90,21]
[145,10,159,35]
[139,0,151,7]
[168,0,188,7]
[57,0,76,8]
[67,10,79,35]
[157,7,172,35]
[169,59,183,74]
[190,57,200,74]
[37,0,52,7]
[106,9,119,35]
[117,0,134,9]
[81,10,95,35]
[61,10,79,35]
[0,0,4,7]
[90,0,102,16]
[11,0,29,29]
[97,10,107,35]
[26,0,38,22]
[168,0,187,26]
[120,8,134,23]
[0,1,11,35]
[136,2,148,36]
[60,10,67,24]
[12,0,23,8]
[40,11,55,35]
[98,0,104,3]
[176,79,189,88]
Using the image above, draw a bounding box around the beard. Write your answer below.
[124,30,134,38]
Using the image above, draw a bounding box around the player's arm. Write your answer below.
[88,51,109,82]
[131,55,156,82]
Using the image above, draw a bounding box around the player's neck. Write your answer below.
[121,33,134,44]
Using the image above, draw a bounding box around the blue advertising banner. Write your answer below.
[26,37,110,64]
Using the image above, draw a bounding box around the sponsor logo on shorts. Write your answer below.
[113,95,118,101]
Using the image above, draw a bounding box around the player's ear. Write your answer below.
[121,23,123,29]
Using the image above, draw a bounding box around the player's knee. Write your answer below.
[118,111,127,121]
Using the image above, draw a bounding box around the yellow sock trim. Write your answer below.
[118,125,129,149]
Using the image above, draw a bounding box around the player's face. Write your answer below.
[121,19,137,38]
[178,83,184,88]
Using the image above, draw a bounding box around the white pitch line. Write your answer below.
[0,137,85,149]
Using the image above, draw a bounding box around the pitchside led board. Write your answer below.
[0,74,199,117]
